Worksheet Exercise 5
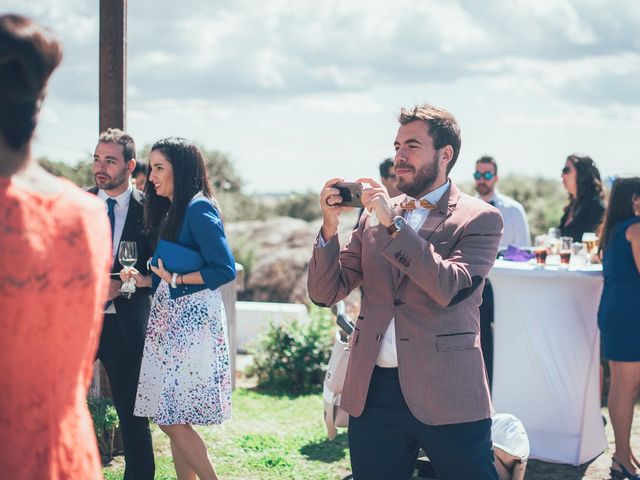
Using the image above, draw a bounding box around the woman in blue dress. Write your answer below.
[598,177,640,479]
[122,137,236,480]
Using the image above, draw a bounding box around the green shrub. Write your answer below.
[248,306,334,394]
[274,192,322,221]
[88,397,120,461]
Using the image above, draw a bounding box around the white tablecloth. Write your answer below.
[489,259,607,465]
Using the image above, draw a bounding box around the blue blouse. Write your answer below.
[152,194,236,299]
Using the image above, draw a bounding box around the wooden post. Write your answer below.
[91,0,128,400]
[99,0,127,132]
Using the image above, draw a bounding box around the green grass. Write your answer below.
[102,388,350,480]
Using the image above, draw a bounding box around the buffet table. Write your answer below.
[489,259,607,465]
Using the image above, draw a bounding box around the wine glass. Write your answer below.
[118,241,138,297]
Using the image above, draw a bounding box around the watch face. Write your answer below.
[394,216,406,230]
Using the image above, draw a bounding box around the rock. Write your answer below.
[225,211,360,303]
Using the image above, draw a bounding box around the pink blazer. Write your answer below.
[308,182,503,425]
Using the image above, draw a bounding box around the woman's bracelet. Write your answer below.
[179,274,184,285]
[171,272,178,288]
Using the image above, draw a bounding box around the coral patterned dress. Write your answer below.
[0,174,112,480]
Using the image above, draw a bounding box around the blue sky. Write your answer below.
[5,0,640,192]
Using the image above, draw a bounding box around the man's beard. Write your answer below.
[475,183,492,196]
[95,169,128,191]
[397,155,440,198]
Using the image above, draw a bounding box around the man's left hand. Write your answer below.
[357,177,395,227]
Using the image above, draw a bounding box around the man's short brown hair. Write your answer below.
[476,155,498,176]
[398,103,461,174]
[98,128,136,163]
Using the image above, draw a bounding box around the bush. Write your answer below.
[88,397,120,461]
[248,306,334,394]
[274,192,322,222]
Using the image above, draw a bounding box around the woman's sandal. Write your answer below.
[611,457,640,480]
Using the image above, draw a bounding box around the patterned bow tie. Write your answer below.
[400,198,437,211]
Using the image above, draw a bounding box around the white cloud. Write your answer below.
[8,0,640,192]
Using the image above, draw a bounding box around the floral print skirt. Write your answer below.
[134,281,232,426]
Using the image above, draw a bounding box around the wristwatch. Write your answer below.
[386,215,407,235]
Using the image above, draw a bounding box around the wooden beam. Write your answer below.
[99,0,127,133]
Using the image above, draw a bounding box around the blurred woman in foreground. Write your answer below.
[559,154,605,242]
[0,14,110,479]
[598,177,640,479]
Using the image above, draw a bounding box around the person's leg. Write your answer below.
[608,360,640,476]
[97,315,155,480]
[415,417,498,480]
[479,280,494,390]
[159,424,218,480]
[348,367,418,480]
[170,438,197,480]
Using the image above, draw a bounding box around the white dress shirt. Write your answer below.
[484,188,530,248]
[98,184,133,313]
[375,180,450,367]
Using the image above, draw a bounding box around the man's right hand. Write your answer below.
[320,177,352,241]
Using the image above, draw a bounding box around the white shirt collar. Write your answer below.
[97,182,133,207]
[407,179,450,207]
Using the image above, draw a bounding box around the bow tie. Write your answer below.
[400,198,437,211]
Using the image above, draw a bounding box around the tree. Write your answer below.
[38,157,94,188]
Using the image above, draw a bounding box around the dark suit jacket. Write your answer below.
[559,194,605,242]
[89,187,153,357]
[308,183,503,426]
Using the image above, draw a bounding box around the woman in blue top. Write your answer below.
[123,137,236,480]
[597,177,640,480]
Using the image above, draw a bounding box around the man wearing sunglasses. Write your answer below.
[474,155,530,390]
[474,156,530,248]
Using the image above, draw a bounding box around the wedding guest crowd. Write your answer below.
[5,11,640,480]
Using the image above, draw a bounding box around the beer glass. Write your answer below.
[581,232,598,265]
[559,236,572,268]
[534,235,548,268]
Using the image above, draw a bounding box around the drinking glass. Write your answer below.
[582,232,598,253]
[559,236,572,268]
[570,242,587,269]
[534,234,548,268]
[547,228,561,255]
[118,241,138,296]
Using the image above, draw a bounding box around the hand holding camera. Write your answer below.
[320,178,395,237]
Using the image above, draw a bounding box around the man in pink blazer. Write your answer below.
[308,103,503,480]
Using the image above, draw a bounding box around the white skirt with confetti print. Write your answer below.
[134,280,232,425]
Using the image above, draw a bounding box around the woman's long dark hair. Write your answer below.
[566,155,604,203]
[144,137,214,243]
[598,177,640,253]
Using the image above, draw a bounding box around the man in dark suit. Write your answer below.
[91,128,154,480]
[309,104,503,479]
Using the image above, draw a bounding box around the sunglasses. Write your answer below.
[473,171,495,181]
[561,167,571,175]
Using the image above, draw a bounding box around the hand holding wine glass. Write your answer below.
[118,241,138,297]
